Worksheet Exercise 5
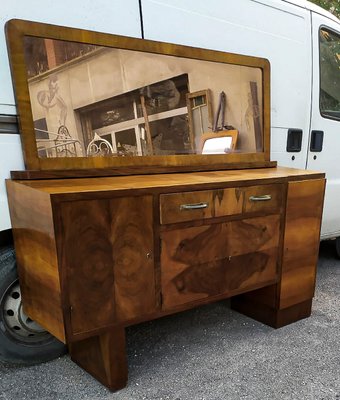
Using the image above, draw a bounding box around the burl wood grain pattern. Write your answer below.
[6,180,65,341]
[161,215,280,308]
[243,183,284,214]
[279,179,325,308]
[110,196,155,322]
[69,327,127,391]
[60,199,116,335]
[160,188,243,224]
[60,196,155,336]
[231,179,326,328]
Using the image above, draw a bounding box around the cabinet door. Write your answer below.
[161,215,280,309]
[60,195,155,336]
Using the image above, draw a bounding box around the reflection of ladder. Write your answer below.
[140,95,153,155]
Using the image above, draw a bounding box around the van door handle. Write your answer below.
[287,129,302,152]
[310,130,324,152]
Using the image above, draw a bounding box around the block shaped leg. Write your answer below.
[69,327,127,391]
[231,179,325,329]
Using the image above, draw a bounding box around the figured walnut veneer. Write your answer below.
[6,166,325,391]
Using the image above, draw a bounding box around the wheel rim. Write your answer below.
[1,280,51,344]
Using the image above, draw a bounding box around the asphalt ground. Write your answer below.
[1,240,340,400]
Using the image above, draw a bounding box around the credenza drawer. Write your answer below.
[160,183,284,224]
[161,214,281,309]
[243,184,284,214]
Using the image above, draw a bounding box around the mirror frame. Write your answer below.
[6,19,272,175]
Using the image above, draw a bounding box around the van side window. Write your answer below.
[320,28,340,120]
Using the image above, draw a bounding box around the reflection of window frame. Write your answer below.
[78,74,189,156]
[319,27,340,121]
[93,102,188,156]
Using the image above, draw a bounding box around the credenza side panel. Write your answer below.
[6,181,65,342]
[279,178,326,309]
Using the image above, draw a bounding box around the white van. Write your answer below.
[0,0,339,364]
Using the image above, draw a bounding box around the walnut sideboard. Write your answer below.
[6,166,325,390]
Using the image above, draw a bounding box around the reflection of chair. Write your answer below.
[86,132,114,156]
[200,130,238,154]
[35,126,82,158]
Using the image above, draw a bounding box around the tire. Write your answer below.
[336,237,340,259]
[0,246,67,365]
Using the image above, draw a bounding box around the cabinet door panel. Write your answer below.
[111,196,155,322]
[61,199,116,335]
[60,196,155,335]
[161,215,280,309]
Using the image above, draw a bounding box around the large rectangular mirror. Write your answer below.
[6,19,271,173]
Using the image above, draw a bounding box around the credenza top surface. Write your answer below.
[10,167,325,195]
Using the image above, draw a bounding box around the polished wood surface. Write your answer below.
[279,179,325,308]
[60,199,116,335]
[243,183,284,214]
[6,19,271,172]
[69,327,127,391]
[110,196,156,322]
[59,196,156,337]
[160,187,243,224]
[13,167,324,195]
[159,182,283,225]
[161,215,280,309]
[6,180,65,342]
[231,178,326,328]
[231,298,313,329]
[6,167,325,390]
[11,160,278,180]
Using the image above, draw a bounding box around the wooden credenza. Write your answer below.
[6,166,325,390]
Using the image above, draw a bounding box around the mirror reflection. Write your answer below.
[24,37,263,158]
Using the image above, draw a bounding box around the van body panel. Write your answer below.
[0,134,24,231]
[308,13,340,238]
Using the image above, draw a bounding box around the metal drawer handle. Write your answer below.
[249,195,272,202]
[180,202,209,211]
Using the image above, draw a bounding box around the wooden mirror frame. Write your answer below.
[6,19,273,177]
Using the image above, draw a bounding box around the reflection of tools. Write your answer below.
[201,91,238,154]
[213,91,235,132]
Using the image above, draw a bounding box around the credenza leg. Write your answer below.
[231,289,312,329]
[69,326,128,391]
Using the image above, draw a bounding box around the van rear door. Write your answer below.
[308,13,340,239]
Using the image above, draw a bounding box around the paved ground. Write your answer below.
[1,241,340,400]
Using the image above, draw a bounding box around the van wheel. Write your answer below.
[0,246,66,365]
[336,237,340,259]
